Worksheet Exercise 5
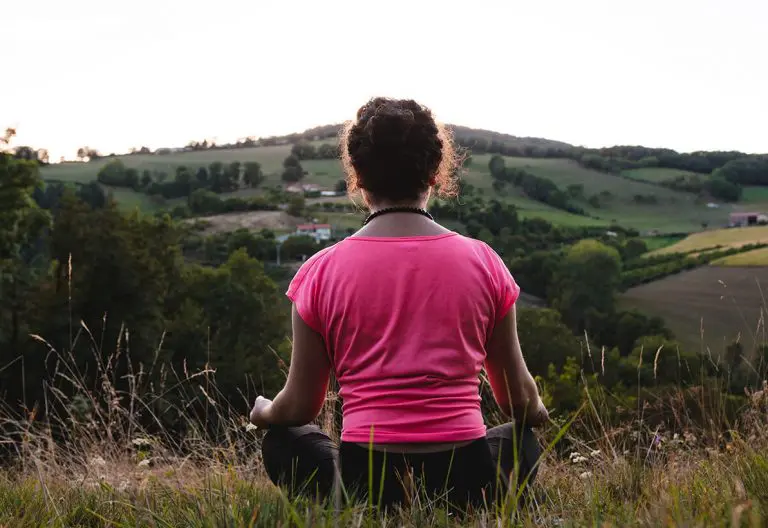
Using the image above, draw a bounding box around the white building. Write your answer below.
[296,223,332,241]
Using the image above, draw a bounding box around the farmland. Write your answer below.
[42,146,734,234]
[620,266,768,354]
[622,167,702,183]
[650,226,768,255]
[714,246,768,267]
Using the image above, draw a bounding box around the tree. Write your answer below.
[76,181,108,209]
[13,146,36,161]
[97,159,129,186]
[281,156,304,184]
[208,162,224,193]
[551,239,622,333]
[704,178,741,202]
[488,155,506,179]
[141,169,152,188]
[335,179,348,193]
[164,250,287,398]
[287,195,305,217]
[622,238,648,260]
[566,184,584,199]
[242,162,264,188]
[223,161,241,191]
[281,235,319,261]
[0,153,51,355]
[291,142,317,160]
[195,166,209,185]
[516,308,582,377]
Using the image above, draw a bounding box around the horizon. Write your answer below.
[3,0,767,160]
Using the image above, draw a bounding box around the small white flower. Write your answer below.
[90,456,106,467]
[132,438,152,447]
[590,450,601,458]
[137,459,151,468]
[579,471,593,480]
[245,423,258,432]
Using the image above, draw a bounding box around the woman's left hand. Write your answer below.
[249,396,273,429]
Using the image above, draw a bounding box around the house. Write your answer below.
[296,223,332,241]
[320,190,340,197]
[729,212,763,227]
[286,183,322,194]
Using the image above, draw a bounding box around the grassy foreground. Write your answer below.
[2,442,768,527]
[2,323,768,526]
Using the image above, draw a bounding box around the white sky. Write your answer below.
[3,0,767,160]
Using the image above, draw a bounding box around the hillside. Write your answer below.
[621,266,768,354]
[41,141,736,234]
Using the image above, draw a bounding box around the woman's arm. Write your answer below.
[485,304,549,426]
[250,305,332,427]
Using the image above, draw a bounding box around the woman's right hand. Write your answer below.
[513,398,549,427]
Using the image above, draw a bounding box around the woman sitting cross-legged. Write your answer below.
[249,97,549,510]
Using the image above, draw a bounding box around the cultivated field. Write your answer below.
[714,247,768,267]
[620,266,768,354]
[651,226,768,256]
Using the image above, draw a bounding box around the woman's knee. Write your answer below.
[261,425,338,495]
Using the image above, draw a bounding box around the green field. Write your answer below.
[622,167,702,183]
[641,235,686,252]
[42,147,734,233]
[650,226,768,255]
[469,156,729,233]
[740,186,768,204]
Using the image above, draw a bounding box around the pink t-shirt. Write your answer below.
[286,232,520,443]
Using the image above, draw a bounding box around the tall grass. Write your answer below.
[1,279,768,525]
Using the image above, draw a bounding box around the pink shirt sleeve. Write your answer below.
[482,243,521,321]
[286,255,324,333]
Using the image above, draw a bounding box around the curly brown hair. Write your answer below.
[340,97,460,203]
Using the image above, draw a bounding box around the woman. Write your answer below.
[250,97,548,508]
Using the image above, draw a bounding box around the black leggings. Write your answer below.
[261,423,541,508]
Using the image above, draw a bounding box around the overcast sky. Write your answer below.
[3,0,767,160]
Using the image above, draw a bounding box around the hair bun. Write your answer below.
[365,104,416,146]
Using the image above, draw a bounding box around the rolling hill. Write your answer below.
[39,127,744,234]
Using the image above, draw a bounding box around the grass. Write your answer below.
[714,247,768,267]
[468,155,728,233]
[650,226,768,256]
[621,167,703,183]
[3,446,768,526]
[620,266,768,354]
[2,293,768,526]
[741,186,768,205]
[641,235,686,252]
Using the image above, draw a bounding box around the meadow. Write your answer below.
[621,167,703,183]
[2,332,767,528]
